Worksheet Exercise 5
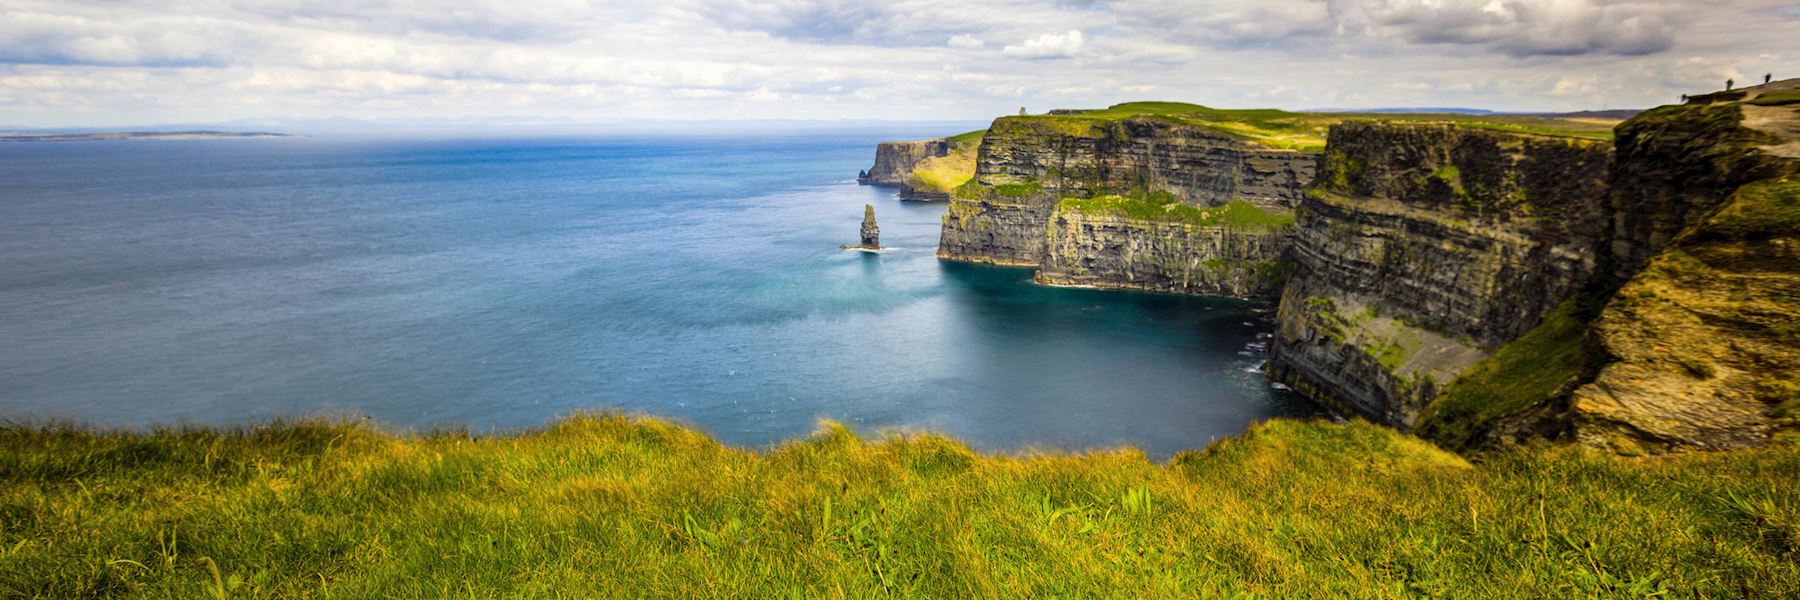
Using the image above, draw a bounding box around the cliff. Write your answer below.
[1268,123,1613,427]
[858,131,984,201]
[858,139,948,185]
[1036,197,1293,296]
[937,103,1323,297]
[1415,79,1800,452]
[1566,83,1800,453]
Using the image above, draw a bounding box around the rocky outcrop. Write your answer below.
[1036,203,1292,297]
[936,114,1318,295]
[842,204,882,250]
[1268,123,1613,427]
[859,139,949,186]
[1569,83,1800,452]
[939,200,1047,266]
[860,204,880,248]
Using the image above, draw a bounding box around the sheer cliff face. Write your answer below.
[1036,207,1291,297]
[861,140,949,185]
[1269,124,1612,427]
[936,116,1317,290]
[1571,95,1800,452]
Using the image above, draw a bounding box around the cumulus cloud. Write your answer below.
[1003,30,1085,59]
[0,0,1787,126]
[1109,0,1335,47]
[0,9,254,67]
[948,34,986,48]
[1331,0,1682,57]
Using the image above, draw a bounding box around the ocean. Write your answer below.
[0,131,1325,457]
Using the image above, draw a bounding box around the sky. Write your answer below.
[0,0,1794,128]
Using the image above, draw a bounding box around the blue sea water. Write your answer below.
[0,131,1325,457]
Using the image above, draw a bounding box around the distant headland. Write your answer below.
[0,131,292,142]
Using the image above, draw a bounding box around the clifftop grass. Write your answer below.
[997,102,1619,152]
[4,414,1797,597]
[1341,112,1619,141]
[1006,102,1338,151]
[1058,194,1295,230]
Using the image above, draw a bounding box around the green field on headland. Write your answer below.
[4,415,1795,598]
[1000,102,1618,152]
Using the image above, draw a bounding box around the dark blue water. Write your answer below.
[0,133,1323,456]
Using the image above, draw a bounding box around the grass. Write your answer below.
[2,414,1796,597]
[1706,177,1800,236]
[1416,299,1593,452]
[1058,194,1295,229]
[1010,102,1337,151]
[904,130,986,194]
[1000,102,1618,152]
[1749,91,1800,106]
[1339,113,1619,141]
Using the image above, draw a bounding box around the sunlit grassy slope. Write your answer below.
[904,130,985,194]
[4,415,1796,597]
[1008,102,1619,152]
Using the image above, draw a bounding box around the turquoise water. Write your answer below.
[0,132,1323,457]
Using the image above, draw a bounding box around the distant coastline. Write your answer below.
[0,131,292,142]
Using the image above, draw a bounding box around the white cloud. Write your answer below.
[1002,30,1084,59]
[948,34,985,48]
[1330,0,1683,57]
[0,0,1790,127]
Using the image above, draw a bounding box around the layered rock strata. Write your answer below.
[1268,123,1613,427]
[858,139,949,186]
[936,115,1318,296]
[1036,203,1292,297]
[860,204,880,248]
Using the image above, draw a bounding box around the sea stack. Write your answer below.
[842,204,880,250]
[861,204,880,247]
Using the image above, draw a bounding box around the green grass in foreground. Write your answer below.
[1059,194,1296,229]
[3,415,1797,598]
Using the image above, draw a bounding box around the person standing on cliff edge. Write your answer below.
[1727,79,1735,90]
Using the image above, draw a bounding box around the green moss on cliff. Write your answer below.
[1058,195,1295,230]
[1705,177,1800,236]
[1322,149,1369,193]
[1416,299,1593,451]
[993,182,1043,198]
